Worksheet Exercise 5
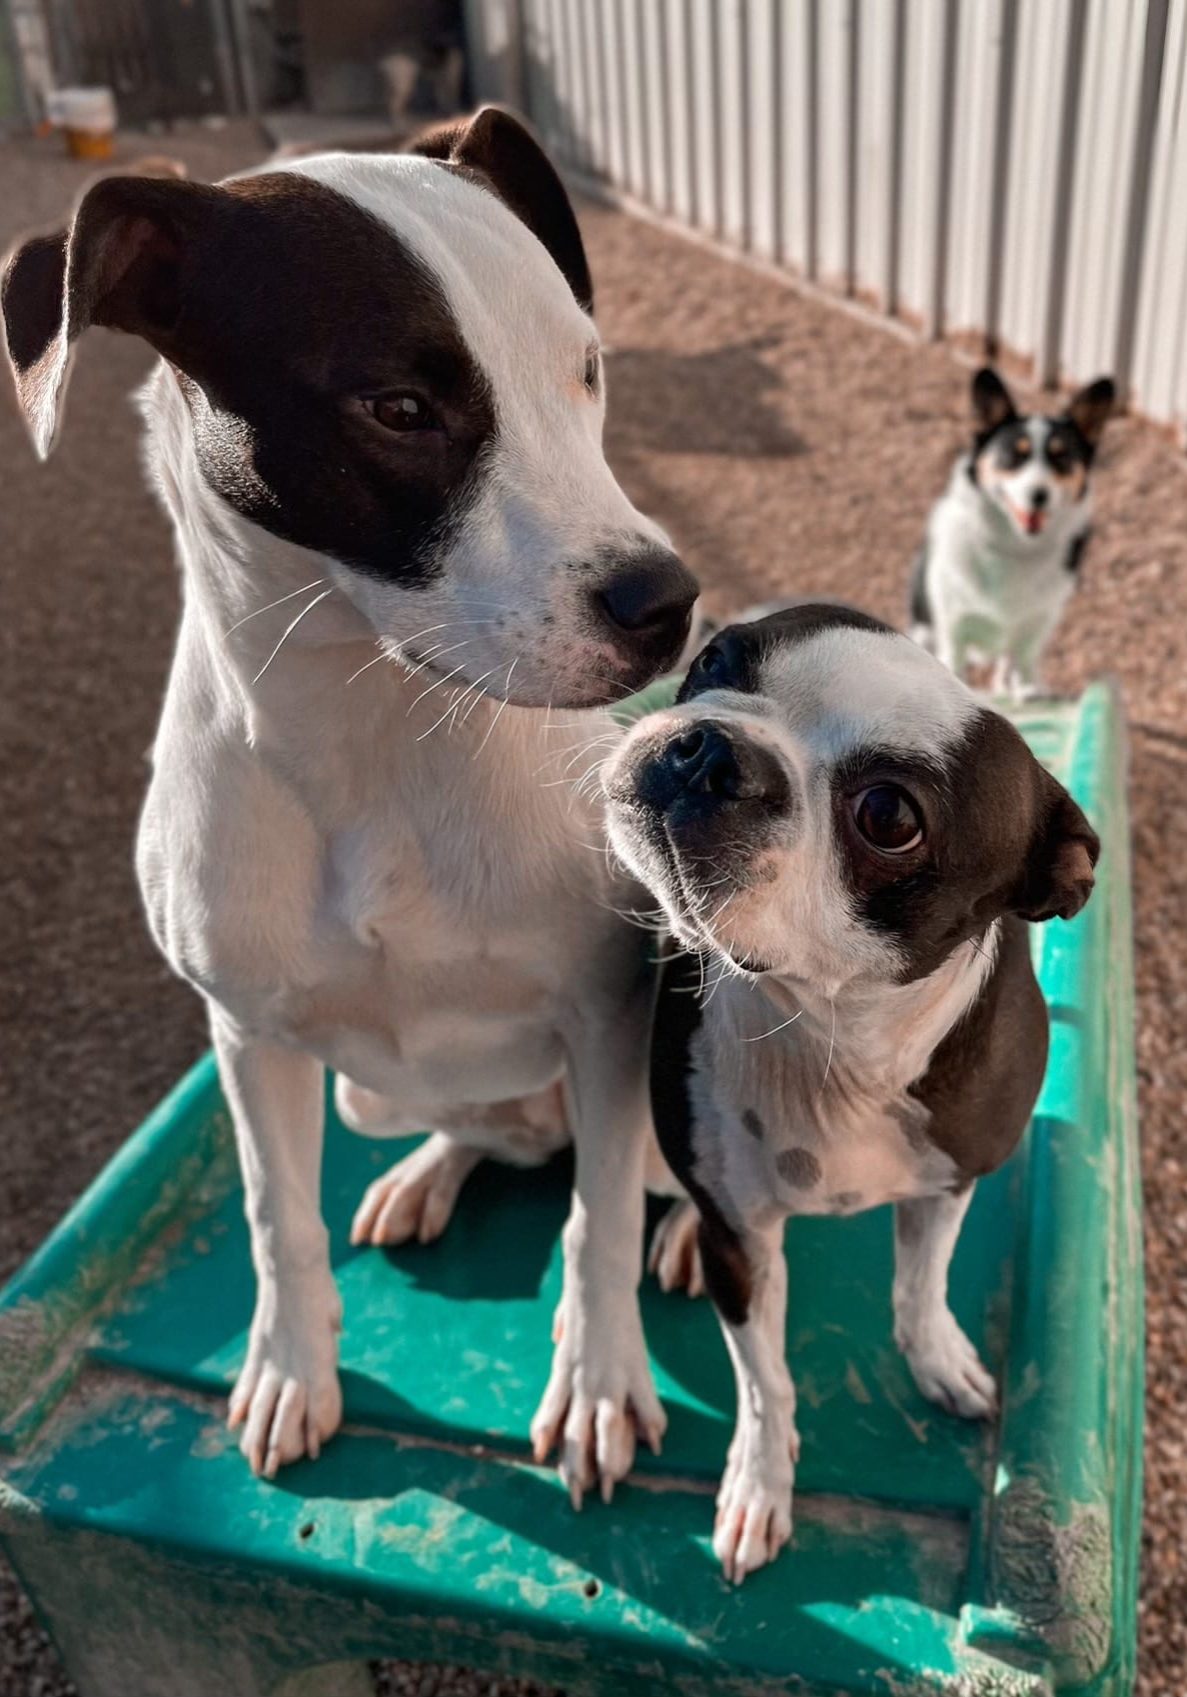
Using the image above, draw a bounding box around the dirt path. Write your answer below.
[0,126,1181,1696]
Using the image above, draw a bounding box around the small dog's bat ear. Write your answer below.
[408,105,593,314]
[3,174,216,458]
[971,367,1017,434]
[1067,376,1116,447]
[1012,773,1100,924]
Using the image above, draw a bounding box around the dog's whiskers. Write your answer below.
[251,587,334,685]
[743,1008,804,1043]
[819,998,838,1091]
[225,578,325,638]
[472,658,519,760]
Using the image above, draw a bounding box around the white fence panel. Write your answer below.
[481,0,1187,438]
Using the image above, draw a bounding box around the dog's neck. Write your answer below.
[733,921,1001,1094]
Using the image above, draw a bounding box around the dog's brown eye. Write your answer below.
[367,393,438,433]
[583,349,600,394]
[854,785,924,853]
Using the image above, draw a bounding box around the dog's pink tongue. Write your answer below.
[1023,510,1046,535]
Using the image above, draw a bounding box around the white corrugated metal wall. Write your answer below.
[466,0,1187,439]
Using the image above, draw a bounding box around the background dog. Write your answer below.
[910,366,1114,694]
[603,603,1098,1580]
[2,108,697,1501]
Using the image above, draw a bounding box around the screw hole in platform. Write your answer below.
[298,1522,315,1541]
[582,1578,600,1599]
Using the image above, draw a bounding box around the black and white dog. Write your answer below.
[604,604,1098,1581]
[3,110,697,1500]
[911,367,1114,694]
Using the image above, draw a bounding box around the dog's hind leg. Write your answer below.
[893,1188,997,1418]
[347,1081,568,1247]
[648,1199,705,1295]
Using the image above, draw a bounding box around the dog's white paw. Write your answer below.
[648,1200,705,1295]
[897,1307,997,1419]
[713,1432,795,1584]
[530,1314,667,1508]
[349,1133,482,1247]
[228,1274,343,1477]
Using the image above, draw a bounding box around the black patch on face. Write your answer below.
[833,705,1097,981]
[170,174,496,587]
[678,602,893,704]
[776,1147,822,1189]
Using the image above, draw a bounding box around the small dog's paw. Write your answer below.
[228,1278,343,1477]
[350,1133,480,1247]
[898,1309,997,1419]
[713,1443,794,1584]
[648,1201,705,1296]
[530,1318,666,1508]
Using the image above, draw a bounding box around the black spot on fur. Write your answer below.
[829,1190,862,1212]
[776,1147,822,1188]
[742,1108,765,1141]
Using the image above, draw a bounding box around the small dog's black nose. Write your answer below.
[666,724,740,798]
[595,549,698,648]
[1031,487,1050,508]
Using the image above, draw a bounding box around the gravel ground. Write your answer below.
[0,122,1182,1696]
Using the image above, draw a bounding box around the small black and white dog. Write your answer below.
[911,367,1114,695]
[604,604,1098,1582]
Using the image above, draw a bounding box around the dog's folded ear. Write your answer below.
[3,175,226,458]
[971,367,1017,435]
[1012,771,1100,923]
[1066,376,1116,449]
[408,105,593,315]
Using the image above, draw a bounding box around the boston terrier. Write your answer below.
[603,603,1098,1580]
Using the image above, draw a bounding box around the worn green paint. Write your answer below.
[0,685,1141,1696]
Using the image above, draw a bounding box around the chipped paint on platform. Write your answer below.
[993,1476,1113,1685]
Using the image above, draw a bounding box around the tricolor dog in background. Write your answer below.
[910,367,1115,696]
[2,109,698,1503]
[603,604,1098,1582]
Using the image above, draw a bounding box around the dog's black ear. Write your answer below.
[1012,770,1100,923]
[2,175,226,458]
[971,367,1017,435]
[1067,376,1116,448]
[408,105,593,314]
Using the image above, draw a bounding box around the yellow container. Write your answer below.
[45,87,117,160]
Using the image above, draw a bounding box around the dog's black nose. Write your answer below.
[666,724,740,797]
[595,549,698,648]
[1031,487,1050,508]
[637,720,791,816]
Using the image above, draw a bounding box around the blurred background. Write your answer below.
[0,3,1184,1695]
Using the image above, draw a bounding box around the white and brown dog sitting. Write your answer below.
[2,110,697,1501]
[910,367,1114,695]
[603,604,1098,1582]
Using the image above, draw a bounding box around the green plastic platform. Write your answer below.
[0,684,1141,1697]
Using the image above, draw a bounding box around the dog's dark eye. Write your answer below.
[583,349,601,394]
[853,785,924,853]
[695,643,729,685]
[366,393,439,433]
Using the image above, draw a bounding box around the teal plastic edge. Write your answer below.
[0,1052,227,1448]
[966,682,1142,1695]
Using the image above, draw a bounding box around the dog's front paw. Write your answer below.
[897,1307,997,1419]
[648,1200,705,1295]
[228,1274,343,1477]
[349,1132,481,1247]
[530,1314,666,1508]
[713,1431,796,1584]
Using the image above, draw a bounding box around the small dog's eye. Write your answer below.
[853,785,924,853]
[366,393,439,433]
[583,349,601,394]
[696,643,728,683]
